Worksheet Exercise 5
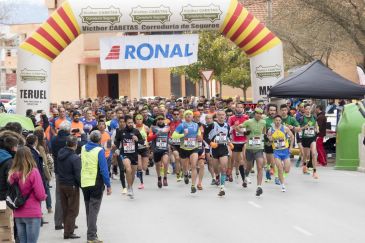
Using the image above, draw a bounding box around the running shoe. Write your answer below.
[138,184,144,189]
[146,168,149,175]
[157,179,162,188]
[265,169,271,181]
[87,239,103,243]
[122,188,127,195]
[197,184,203,190]
[177,174,182,182]
[191,185,197,193]
[312,172,319,179]
[295,158,301,167]
[210,179,216,185]
[111,174,117,180]
[302,165,308,174]
[228,174,233,182]
[274,177,280,185]
[242,178,247,188]
[184,174,189,184]
[218,187,225,197]
[256,187,263,197]
[127,187,134,199]
[235,172,240,181]
[188,171,192,178]
[250,169,255,174]
[246,177,252,184]
[163,178,168,186]
[281,184,286,192]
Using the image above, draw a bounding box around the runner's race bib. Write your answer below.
[169,138,181,145]
[249,136,261,146]
[184,138,197,148]
[156,137,168,150]
[123,140,135,153]
[274,139,286,149]
[304,127,315,136]
[215,133,228,144]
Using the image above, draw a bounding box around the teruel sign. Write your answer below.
[100,34,199,69]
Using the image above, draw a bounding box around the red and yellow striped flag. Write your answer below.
[20,0,80,61]
[220,0,281,57]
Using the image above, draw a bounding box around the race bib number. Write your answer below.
[304,127,315,136]
[123,140,135,153]
[249,137,261,146]
[274,139,286,149]
[215,134,228,144]
[156,137,168,150]
[170,138,180,145]
[184,138,197,148]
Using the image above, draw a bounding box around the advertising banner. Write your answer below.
[100,34,199,69]
[250,43,284,102]
[16,49,51,116]
[68,0,229,33]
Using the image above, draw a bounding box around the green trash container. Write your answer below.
[335,102,365,170]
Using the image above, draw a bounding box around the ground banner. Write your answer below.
[100,34,199,69]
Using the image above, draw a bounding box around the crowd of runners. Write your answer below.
[44,95,322,198]
[1,94,329,242]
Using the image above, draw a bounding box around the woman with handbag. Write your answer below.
[8,146,47,243]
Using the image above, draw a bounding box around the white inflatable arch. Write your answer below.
[17,0,283,115]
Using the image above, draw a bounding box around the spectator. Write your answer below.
[8,146,47,243]
[325,99,337,114]
[57,136,81,239]
[316,105,327,166]
[81,131,111,243]
[51,121,71,230]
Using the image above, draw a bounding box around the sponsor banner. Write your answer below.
[69,0,228,33]
[100,34,199,69]
[16,49,50,116]
[250,43,284,102]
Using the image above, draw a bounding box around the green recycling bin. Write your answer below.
[335,102,365,170]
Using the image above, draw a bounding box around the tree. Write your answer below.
[171,31,252,96]
[269,0,365,68]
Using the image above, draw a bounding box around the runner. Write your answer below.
[172,110,202,193]
[267,115,294,192]
[238,108,266,196]
[228,102,249,183]
[169,108,183,182]
[81,109,97,135]
[135,114,149,189]
[264,104,278,182]
[203,114,216,185]
[114,115,144,198]
[299,104,319,179]
[205,110,233,197]
[98,120,112,177]
[148,115,170,188]
[295,103,305,167]
[193,111,205,190]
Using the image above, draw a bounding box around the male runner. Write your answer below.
[169,108,182,182]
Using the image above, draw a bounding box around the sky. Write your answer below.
[1,0,48,24]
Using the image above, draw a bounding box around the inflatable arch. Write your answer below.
[16,0,283,115]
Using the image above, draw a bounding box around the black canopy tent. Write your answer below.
[268,60,365,99]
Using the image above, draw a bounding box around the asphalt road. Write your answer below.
[38,162,365,243]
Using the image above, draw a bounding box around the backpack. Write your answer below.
[6,181,30,210]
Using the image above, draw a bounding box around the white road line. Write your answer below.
[248,201,262,208]
[293,226,313,236]
[342,172,357,177]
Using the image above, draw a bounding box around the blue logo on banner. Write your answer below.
[125,43,193,61]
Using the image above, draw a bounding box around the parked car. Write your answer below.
[4,98,16,113]
[0,92,16,103]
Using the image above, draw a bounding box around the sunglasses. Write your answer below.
[157,118,164,120]
[173,113,179,116]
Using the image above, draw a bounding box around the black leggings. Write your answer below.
[117,156,126,188]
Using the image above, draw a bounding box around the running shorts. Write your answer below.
[273,149,290,161]
[153,150,169,162]
[171,145,180,152]
[296,133,302,143]
[138,148,148,157]
[302,137,316,148]
[180,148,198,159]
[246,150,264,162]
[264,145,274,154]
[122,155,138,165]
[232,143,245,152]
[211,146,229,159]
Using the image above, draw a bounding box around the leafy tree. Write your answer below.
[171,31,251,97]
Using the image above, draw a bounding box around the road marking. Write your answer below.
[293,226,313,236]
[342,172,357,177]
[248,201,262,208]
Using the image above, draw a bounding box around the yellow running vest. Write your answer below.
[81,146,102,188]
[271,126,289,150]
